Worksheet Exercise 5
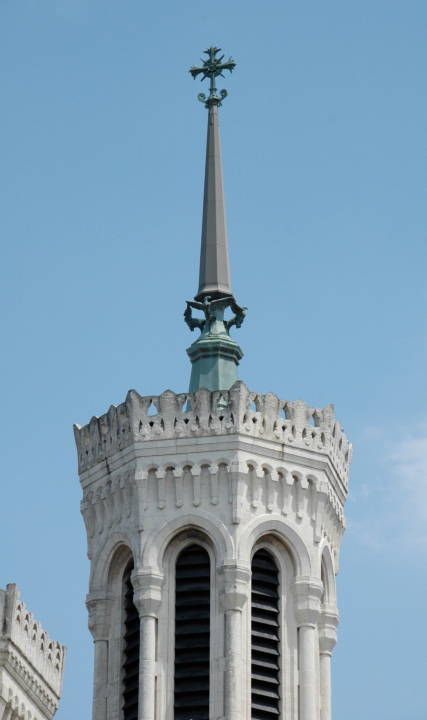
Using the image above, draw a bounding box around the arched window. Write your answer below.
[174,544,210,720]
[122,560,140,720]
[251,548,280,720]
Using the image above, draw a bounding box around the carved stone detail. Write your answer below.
[74,383,352,487]
[0,584,65,720]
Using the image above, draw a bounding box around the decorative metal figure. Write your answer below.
[184,297,247,336]
[189,46,236,107]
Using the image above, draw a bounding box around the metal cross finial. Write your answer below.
[189,46,236,108]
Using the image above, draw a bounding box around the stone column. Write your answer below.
[131,570,163,720]
[86,592,112,720]
[219,563,251,720]
[319,610,338,720]
[294,578,323,720]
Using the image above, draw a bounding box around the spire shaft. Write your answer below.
[196,103,232,301]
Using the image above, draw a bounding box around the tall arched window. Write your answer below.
[122,560,140,720]
[251,548,280,720]
[174,544,211,720]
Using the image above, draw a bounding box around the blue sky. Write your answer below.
[1,1,426,718]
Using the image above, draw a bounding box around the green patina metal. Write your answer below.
[190,46,236,108]
[185,47,246,395]
[185,297,246,393]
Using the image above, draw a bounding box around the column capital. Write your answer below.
[86,591,112,641]
[131,569,164,618]
[319,607,339,654]
[293,577,323,627]
[218,562,251,611]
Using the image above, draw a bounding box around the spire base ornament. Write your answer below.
[187,335,243,395]
[185,296,246,393]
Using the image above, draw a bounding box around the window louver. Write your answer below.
[174,544,210,720]
[122,561,140,720]
[251,549,280,720]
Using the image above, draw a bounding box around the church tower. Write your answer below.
[74,48,351,720]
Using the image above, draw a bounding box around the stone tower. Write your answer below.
[74,48,351,720]
[0,584,65,720]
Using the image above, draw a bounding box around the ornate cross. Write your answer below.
[189,46,236,107]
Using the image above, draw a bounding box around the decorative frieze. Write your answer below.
[80,457,345,562]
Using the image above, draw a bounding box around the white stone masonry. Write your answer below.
[75,381,351,720]
[0,585,65,720]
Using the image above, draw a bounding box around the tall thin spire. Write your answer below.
[190,47,236,300]
[184,47,246,394]
[197,101,231,300]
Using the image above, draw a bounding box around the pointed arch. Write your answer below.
[237,516,312,577]
[142,512,234,571]
[90,531,138,591]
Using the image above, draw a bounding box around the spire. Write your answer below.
[190,47,236,300]
[184,48,247,395]
[197,101,232,300]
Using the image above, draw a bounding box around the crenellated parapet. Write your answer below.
[0,584,65,720]
[74,382,352,487]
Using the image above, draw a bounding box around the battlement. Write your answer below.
[0,584,65,701]
[74,382,352,486]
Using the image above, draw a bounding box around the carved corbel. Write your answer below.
[93,487,105,535]
[249,463,264,509]
[171,466,184,508]
[313,480,329,543]
[265,466,280,513]
[81,492,95,539]
[191,464,202,506]
[228,459,245,524]
[135,464,148,530]
[103,480,114,529]
[280,470,294,516]
[111,475,123,525]
[207,463,219,505]
[295,474,309,519]
[154,467,166,509]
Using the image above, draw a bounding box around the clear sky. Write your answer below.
[1,1,426,718]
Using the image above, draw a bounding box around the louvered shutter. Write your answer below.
[251,549,280,720]
[122,561,140,720]
[174,544,210,720]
